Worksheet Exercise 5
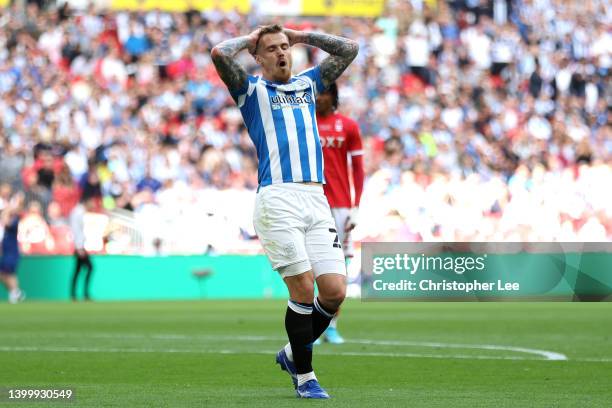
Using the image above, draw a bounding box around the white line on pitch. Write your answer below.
[0,345,560,361]
[575,357,612,362]
[0,332,570,361]
[345,339,568,361]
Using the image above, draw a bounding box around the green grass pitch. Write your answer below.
[1,300,611,407]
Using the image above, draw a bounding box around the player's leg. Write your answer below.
[278,266,344,392]
[0,267,10,291]
[252,185,326,397]
[0,261,24,304]
[285,270,334,399]
[325,306,343,342]
[309,224,346,343]
[256,249,315,391]
[71,253,82,301]
[313,272,346,341]
[319,208,352,344]
[281,268,315,387]
[83,255,93,301]
[306,193,348,339]
[277,262,330,398]
[290,191,346,398]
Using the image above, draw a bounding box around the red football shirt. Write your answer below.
[317,112,363,208]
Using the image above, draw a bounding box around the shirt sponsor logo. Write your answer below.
[320,136,345,148]
[270,92,312,110]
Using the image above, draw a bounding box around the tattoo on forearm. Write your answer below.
[302,33,359,88]
[211,36,251,91]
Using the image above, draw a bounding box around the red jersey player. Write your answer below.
[315,82,364,344]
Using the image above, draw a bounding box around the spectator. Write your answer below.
[52,164,80,219]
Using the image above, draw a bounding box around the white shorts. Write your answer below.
[253,183,346,279]
[331,207,354,258]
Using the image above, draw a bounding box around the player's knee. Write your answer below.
[333,285,347,305]
[320,285,346,309]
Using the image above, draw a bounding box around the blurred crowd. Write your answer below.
[0,0,610,254]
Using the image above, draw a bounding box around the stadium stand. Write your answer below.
[0,0,610,254]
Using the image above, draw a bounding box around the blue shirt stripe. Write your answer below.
[291,107,312,182]
[249,89,272,186]
[308,100,324,183]
[266,86,293,183]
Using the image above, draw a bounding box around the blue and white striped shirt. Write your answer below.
[231,66,325,187]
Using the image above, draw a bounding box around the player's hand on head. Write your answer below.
[247,27,263,54]
[346,208,359,232]
[283,28,302,46]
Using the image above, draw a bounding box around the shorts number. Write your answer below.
[329,228,342,249]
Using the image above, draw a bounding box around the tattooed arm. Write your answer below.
[285,29,359,89]
[211,29,260,92]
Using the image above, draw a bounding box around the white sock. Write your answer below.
[284,343,293,361]
[329,315,338,329]
[297,371,317,386]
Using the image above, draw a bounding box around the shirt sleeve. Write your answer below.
[229,75,251,105]
[346,118,363,156]
[297,66,325,96]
